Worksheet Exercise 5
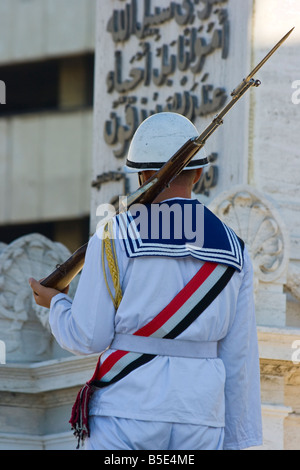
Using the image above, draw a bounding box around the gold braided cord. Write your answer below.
[101,220,122,310]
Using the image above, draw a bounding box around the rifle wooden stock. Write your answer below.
[40,28,294,292]
[40,244,87,290]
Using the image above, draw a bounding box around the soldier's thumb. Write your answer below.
[28,277,41,294]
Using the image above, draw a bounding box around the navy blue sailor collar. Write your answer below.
[116,197,244,272]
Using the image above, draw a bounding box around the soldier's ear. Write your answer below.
[193,168,203,184]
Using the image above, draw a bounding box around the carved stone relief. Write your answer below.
[208,184,289,284]
[103,0,230,160]
[286,262,300,303]
[208,185,290,326]
[0,233,78,362]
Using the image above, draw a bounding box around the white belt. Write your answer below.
[110,333,218,359]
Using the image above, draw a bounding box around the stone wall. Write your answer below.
[91,0,253,229]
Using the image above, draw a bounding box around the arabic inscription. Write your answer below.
[102,0,230,195]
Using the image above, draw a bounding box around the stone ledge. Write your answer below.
[0,353,98,394]
[257,325,300,362]
[0,430,75,451]
[261,403,293,416]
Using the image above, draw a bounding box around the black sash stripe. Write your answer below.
[92,354,155,389]
[164,266,235,339]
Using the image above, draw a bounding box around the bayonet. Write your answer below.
[231,27,295,98]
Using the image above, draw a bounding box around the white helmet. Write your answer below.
[124,112,209,173]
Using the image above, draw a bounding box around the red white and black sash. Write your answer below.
[69,260,235,446]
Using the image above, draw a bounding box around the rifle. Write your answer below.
[41,27,294,291]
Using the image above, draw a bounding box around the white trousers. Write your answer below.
[85,416,224,450]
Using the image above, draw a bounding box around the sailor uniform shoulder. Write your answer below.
[115,198,245,272]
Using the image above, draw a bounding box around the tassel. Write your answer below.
[69,382,95,449]
[69,356,103,448]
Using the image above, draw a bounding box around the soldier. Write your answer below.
[29,112,262,450]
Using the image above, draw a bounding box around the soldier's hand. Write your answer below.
[29,277,69,309]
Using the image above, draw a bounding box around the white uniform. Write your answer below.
[49,198,262,450]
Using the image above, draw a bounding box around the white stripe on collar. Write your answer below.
[115,200,244,272]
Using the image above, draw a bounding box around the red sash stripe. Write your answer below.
[136,262,218,337]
